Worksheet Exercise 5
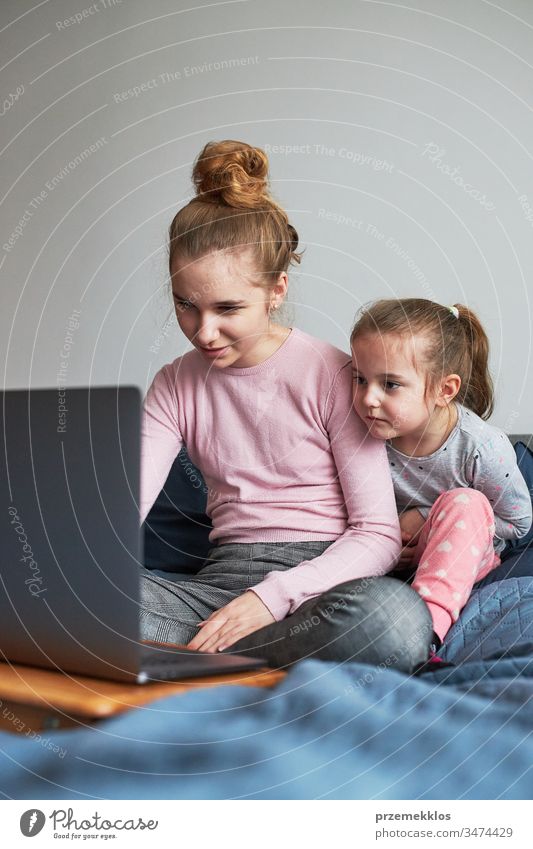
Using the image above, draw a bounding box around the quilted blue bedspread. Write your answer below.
[1,577,532,800]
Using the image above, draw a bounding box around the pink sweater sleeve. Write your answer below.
[249,363,402,620]
[140,365,183,525]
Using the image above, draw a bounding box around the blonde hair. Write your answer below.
[351,298,494,419]
[168,140,301,287]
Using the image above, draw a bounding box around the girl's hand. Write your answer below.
[187,591,275,653]
[397,543,417,566]
[399,508,426,546]
[396,509,426,567]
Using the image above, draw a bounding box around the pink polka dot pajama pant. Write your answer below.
[409,488,500,643]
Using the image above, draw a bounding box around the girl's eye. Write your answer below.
[385,381,400,391]
[174,299,191,311]
[353,375,366,385]
[218,306,242,314]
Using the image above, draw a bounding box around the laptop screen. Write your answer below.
[0,386,144,681]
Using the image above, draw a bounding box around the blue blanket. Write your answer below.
[1,577,533,800]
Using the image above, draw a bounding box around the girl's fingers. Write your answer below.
[194,621,238,653]
[199,633,230,653]
[201,623,241,653]
[399,552,414,564]
[188,617,227,650]
[198,610,221,626]
[202,618,254,653]
[187,632,209,651]
[216,629,246,652]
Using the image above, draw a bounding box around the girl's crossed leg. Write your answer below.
[410,488,500,643]
[140,541,433,672]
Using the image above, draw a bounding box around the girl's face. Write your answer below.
[351,332,439,441]
[170,248,287,369]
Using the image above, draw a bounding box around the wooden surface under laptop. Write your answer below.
[0,659,285,734]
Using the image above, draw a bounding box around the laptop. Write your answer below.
[0,387,266,683]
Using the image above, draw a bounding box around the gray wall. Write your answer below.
[2,0,532,429]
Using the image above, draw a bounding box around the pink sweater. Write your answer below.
[141,328,401,620]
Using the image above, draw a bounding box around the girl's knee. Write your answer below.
[431,487,494,519]
[314,577,433,671]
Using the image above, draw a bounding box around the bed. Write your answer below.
[1,438,532,800]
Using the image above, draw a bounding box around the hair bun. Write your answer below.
[287,223,299,255]
[192,140,270,208]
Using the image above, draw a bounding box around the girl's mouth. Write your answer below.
[199,345,231,358]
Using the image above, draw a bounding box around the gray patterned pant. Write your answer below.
[140,541,433,672]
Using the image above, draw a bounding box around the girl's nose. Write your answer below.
[363,388,380,408]
[196,316,220,346]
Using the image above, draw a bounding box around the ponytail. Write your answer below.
[454,304,494,419]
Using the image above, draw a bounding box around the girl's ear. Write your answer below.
[269,271,288,311]
[435,373,461,407]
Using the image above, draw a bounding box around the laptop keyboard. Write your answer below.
[137,644,266,682]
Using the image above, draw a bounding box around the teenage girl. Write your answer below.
[350,298,532,647]
[139,141,433,670]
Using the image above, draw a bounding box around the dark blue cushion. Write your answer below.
[475,548,533,588]
[143,447,211,575]
[500,441,533,559]
[475,441,533,588]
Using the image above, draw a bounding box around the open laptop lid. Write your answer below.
[0,386,144,682]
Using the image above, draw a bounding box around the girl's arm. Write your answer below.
[470,436,532,542]
[250,363,402,620]
[140,364,183,524]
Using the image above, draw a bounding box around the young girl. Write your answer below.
[351,298,532,647]
[139,141,434,670]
